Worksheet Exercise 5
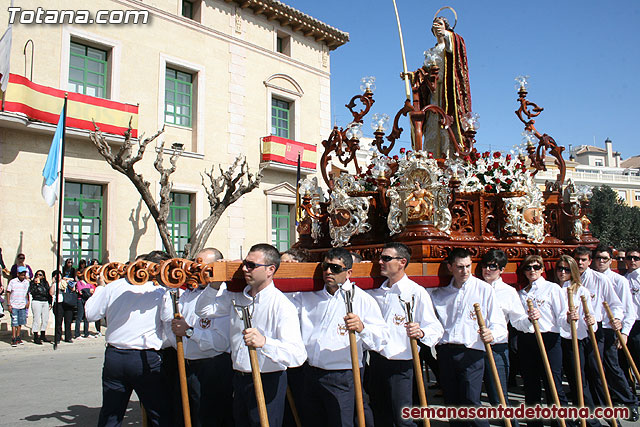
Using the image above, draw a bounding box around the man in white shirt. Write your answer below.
[85,250,174,427]
[574,246,624,408]
[169,247,233,427]
[480,250,532,427]
[289,247,387,427]
[591,245,639,421]
[430,248,507,427]
[624,248,640,402]
[366,242,443,427]
[195,243,306,427]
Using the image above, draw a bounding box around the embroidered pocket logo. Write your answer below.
[337,323,348,336]
[199,318,211,329]
[393,314,406,325]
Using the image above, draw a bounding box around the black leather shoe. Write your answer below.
[628,405,639,422]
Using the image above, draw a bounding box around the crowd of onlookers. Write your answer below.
[0,249,104,347]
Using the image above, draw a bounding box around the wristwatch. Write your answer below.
[185,327,194,338]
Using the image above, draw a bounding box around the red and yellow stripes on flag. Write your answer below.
[261,135,316,170]
[2,73,139,137]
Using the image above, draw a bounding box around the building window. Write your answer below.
[275,32,291,56]
[168,192,191,256]
[68,41,108,98]
[165,68,193,127]
[271,98,290,138]
[618,190,627,202]
[635,191,640,202]
[182,1,193,19]
[63,182,103,265]
[594,159,604,167]
[271,203,291,251]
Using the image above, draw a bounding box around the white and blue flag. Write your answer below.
[42,104,65,207]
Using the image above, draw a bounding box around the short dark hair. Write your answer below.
[250,243,281,271]
[325,247,353,269]
[626,247,640,255]
[574,246,592,259]
[143,250,172,264]
[447,248,471,264]
[481,249,508,269]
[282,248,311,262]
[383,242,412,268]
[350,252,364,263]
[52,270,61,278]
[593,244,612,257]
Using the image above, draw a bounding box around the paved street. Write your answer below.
[0,332,635,426]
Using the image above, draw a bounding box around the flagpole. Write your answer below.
[295,152,301,227]
[53,95,67,350]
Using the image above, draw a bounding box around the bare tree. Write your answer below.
[90,121,263,258]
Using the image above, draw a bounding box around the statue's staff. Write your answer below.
[341,282,366,427]
[526,299,567,427]
[580,296,617,427]
[235,301,269,427]
[473,304,512,427]
[603,301,640,384]
[567,289,586,427]
[391,0,412,101]
[170,291,192,427]
[400,296,430,427]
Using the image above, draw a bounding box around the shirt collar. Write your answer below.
[382,274,409,292]
[242,281,274,303]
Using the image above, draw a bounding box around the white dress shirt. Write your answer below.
[429,275,508,351]
[289,280,388,370]
[603,268,637,335]
[518,278,568,335]
[195,281,306,373]
[560,283,597,340]
[367,274,443,359]
[488,278,534,338]
[164,287,230,360]
[85,278,173,350]
[625,267,640,321]
[581,268,623,329]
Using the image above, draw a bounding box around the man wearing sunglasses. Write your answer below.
[624,248,640,398]
[430,248,507,427]
[615,249,627,276]
[195,243,306,427]
[289,247,387,427]
[591,245,639,421]
[366,242,443,427]
[573,246,625,409]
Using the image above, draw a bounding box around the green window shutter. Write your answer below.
[165,68,193,128]
[168,192,192,256]
[271,98,290,139]
[63,182,103,265]
[271,203,291,252]
[69,42,108,98]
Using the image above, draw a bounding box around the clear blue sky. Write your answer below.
[292,0,640,160]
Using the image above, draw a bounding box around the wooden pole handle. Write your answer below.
[473,303,512,427]
[248,346,270,427]
[526,299,567,427]
[349,331,366,427]
[603,301,640,384]
[567,289,586,427]
[580,296,617,427]
[171,293,192,427]
[410,338,430,427]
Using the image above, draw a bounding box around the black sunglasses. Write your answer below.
[625,255,640,262]
[594,256,611,262]
[616,256,625,261]
[482,263,499,271]
[380,255,403,263]
[555,266,571,273]
[242,260,273,270]
[321,262,348,274]
[523,264,543,271]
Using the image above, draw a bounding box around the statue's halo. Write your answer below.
[433,6,458,30]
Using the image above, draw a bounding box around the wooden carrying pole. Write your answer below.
[580,296,617,427]
[526,299,567,427]
[171,292,192,427]
[603,301,640,385]
[403,299,430,427]
[567,289,586,427]
[343,284,366,427]
[240,306,270,427]
[473,304,512,427]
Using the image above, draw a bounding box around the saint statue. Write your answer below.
[406,10,472,158]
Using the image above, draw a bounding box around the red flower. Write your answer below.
[368,164,374,169]
[400,148,406,154]
[506,178,513,184]
[483,151,490,158]
[506,154,512,161]
[393,155,399,160]
[502,169,508,175]
[493,151,501,159]
[493,162,500,169]
[484,184,493,192]
[463,155,471,163]
[475,152,482,160]
[427,152,434,159]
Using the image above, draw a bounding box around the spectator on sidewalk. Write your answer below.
[29,269,53,345]
[10,253,33,280]
[52,270,74,344]
[75,261,93,339]
[7,266,31,347]
[62,258,76,282]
